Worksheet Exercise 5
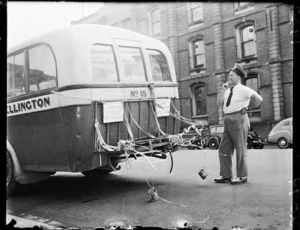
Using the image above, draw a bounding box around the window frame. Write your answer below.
[235,21,257,61]
[242,73,261,115]
[27,44,58,93]
[121,18,132,30]
[90,43,120,83]
[240,25,257,58]
[118,45,148,83]
[146,48,172,83]
[187,2,204,26]
[233,2,255,15]
[7,43,58,99]
[7,51,27,98]
[191,83,208,117]
[149,8,161,37]
[189,37,206,73]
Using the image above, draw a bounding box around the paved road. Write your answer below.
[6,148,292,229]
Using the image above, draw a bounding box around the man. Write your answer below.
[214,63,263,185]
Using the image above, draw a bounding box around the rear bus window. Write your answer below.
[7,52,26,98]
[28,45,57,92]
[147,49,171,82]
[119,46,147,82]
[91,45,119,83]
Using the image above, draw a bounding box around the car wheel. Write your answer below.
[6,151,19,197]
[247,138,253,149]
[258,143,264,149]
[253,138,264,149]
[277,137,289,149]
[208,138,219,149]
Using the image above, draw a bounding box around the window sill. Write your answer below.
[237,55,257,64]
[188,21,203,30]
[188,20,203,27]
[192,115,208,119]
[190,66,206,74]
[234,4,255,15]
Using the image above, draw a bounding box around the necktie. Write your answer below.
[226,87,234,107]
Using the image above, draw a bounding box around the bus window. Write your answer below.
[91,44,119,83]
[28,45,57,92]
[147,49,171,82]
[119,46,147,82]
[7,52,26,98]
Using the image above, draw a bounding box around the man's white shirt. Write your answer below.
[223,83,255,114]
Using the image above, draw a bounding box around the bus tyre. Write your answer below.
[208,138,219,149]
[6,151,19,197]
[277,137,289,149]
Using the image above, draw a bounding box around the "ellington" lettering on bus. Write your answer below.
[7,97,51,115]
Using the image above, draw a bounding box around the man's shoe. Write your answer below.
[214,176,231,183]
[230,177,247,184]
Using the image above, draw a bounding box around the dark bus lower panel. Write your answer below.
[7,99,180,173]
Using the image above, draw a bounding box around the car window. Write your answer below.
[216,127,224,133]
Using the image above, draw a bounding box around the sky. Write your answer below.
[7,2,104,48]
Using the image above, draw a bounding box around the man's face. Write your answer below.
[228,71,240,86]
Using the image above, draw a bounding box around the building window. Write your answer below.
[121,18,131,30]
[187,3,203,25]
[7,52,26,97]
[234,2,250,9]
[236,22,257,60]
[243,74,261,118]
[150,8,160,36]
[91,44,119,83]
[28,45,57,92]
[244,75,259,94]
[234,2,254,15]
[97,16,107,25]
[192,83,207,117]
[189,38,206,72]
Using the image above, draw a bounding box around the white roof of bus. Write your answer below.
[8,24,167,53]
[8,24,175,87]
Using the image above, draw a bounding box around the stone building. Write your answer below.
[72,2,293,138]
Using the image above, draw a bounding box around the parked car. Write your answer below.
[247,130,264,149]
[207,125,264,149]
[207,125,223,149]
[267,117,293,149]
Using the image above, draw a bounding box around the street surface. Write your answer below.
[6,147,292,229]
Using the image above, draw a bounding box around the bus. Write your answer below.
[7,24,185,196]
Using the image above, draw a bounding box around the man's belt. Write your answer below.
[224,107,247,116]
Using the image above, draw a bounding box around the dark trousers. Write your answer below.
[218,113,250,178]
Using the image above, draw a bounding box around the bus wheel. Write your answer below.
[6,151,19,197]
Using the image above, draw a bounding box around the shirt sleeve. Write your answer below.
[244,86,256,99]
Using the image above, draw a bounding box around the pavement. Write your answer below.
[6,214,65,229]
[6,146,293,229]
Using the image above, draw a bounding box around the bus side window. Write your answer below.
[119,46,147,82]
[7,53,26,98]
[147,49,171,82]
[28,45,57,92]
[91,44,119,83]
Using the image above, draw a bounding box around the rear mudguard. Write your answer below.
[7,141,51,184]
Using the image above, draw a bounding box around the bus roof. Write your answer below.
[8,25,176,87]
[8,24,167,54]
